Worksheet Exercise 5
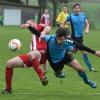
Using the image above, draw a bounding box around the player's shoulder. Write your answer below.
[45,35,55,42]
[64,38,74,44]
[80,12,86,16]
[48,35,55,39]
[45,35,55,39]
[59,12,64,15]
[69,13,75,18]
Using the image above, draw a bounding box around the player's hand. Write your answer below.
[95,51,100,57]
[26,20,37,27]
[44,26,51,34]
[85,29,89,35]
[21,24,30,28]
[26,20,33,24]
[60,24,64,28]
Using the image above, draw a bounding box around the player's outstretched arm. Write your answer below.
[21,23,47,38]
[21,23,30,29]
[66,38,96,55]
[21,23,41,37]
[73,39,100,57]
[28,26,41,37]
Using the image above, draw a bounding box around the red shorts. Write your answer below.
[19,54,32,67]
[19,52,48,67]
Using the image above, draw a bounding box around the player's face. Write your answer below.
[44,26,51,34]
[63,7,68,13]
[73,6,81,14]
[57,36,65,45]
[45,9,48,14]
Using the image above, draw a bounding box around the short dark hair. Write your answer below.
[56,27,67,38]
[73,3,80,8]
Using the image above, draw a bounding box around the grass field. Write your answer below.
[0,26,100,100]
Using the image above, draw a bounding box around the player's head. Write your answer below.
[62,5,68,13]
[26,20,37,28]
[44,9,48,14]
[73,3,81,14]
[38,23,51,34]
[56,27,67,44]
[44,26,51,34]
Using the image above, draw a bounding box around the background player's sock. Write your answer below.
[5,67,13,90]
[82,54,94,71]
[32,58,44,80]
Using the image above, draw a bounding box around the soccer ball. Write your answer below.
[8,39,22,51]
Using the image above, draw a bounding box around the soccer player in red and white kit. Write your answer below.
[2,21,51,94]
[26,20,51,73]
[40,9,51,26]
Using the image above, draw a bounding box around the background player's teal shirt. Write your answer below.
[67,12,87,37]
[44,35,74,63]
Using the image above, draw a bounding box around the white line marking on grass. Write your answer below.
[12,92,100,95]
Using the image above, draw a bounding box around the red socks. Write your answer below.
[32,58,44,80]
[5,67,13,90]
[5,58,44,90]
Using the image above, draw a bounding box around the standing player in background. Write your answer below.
[56,5,71,38]
[0,15,3,26]
[40,9,51,26]
[26,20,51,73]
[64,3,96,72]
[38,8,51,72]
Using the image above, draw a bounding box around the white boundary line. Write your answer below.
[11,92,100,95]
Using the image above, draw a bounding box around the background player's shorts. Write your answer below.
[71,35,83,50]
[65,28,71,35]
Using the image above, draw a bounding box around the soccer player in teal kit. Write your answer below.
[26,25,100,88]
[64,3,96,71]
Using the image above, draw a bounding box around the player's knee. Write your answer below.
[6,60,13,68]
[28,51,40,60]
[28,54,35,61]
[33,50,41,60]
[35,52,41,60]
[77,67,85,72]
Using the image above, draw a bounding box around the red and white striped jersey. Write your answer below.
[30,24,47,52]
[40,13,50,26]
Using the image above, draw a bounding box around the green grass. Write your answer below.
[0,26,100,100]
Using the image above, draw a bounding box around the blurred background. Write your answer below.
[0,0,100,29]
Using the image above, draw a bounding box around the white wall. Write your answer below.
[4,9,21,25]
[20,0,38,6]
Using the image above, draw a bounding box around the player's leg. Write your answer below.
[28,51,48,86]
[81,50,96,72]
[78,37,96,71]
[2,56,25,93]
[43,61,48,74]
[48,59,65,78]
[72,36,96,71]
[65,28,71,38]
[68,59,96,88]
[40,51,48,74]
